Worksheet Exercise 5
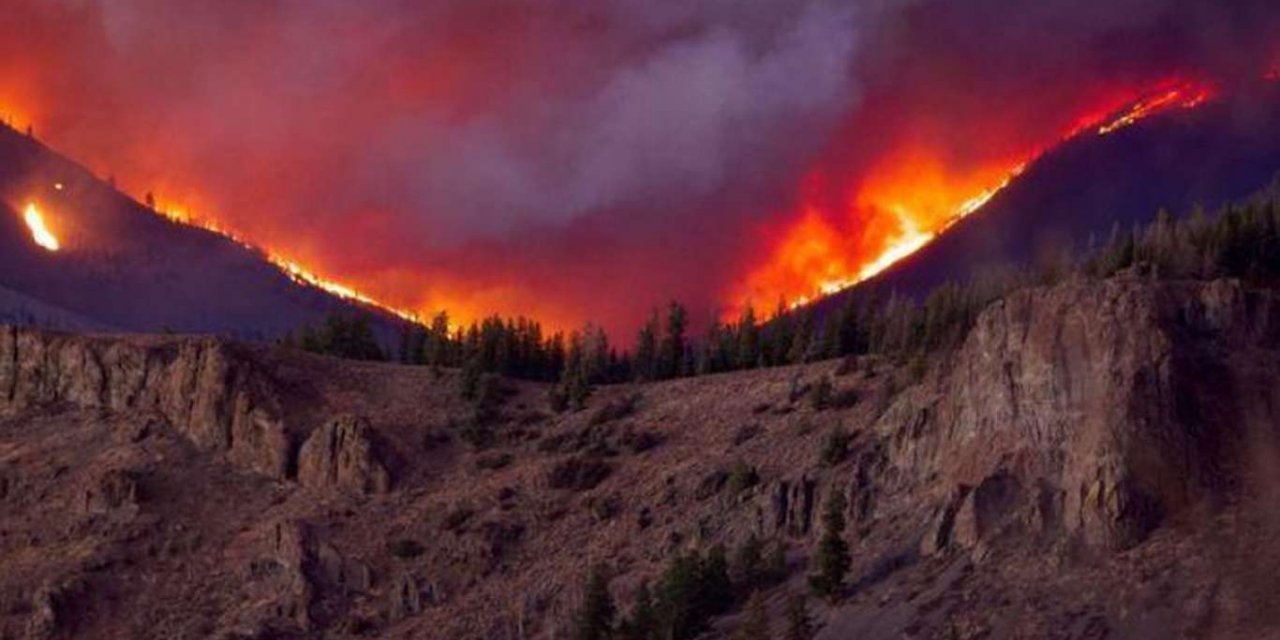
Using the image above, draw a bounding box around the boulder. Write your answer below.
[296,415,391,495]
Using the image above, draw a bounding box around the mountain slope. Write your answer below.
[847,83,1280,301]
[0,124,406,340]
[1,275,1278,639]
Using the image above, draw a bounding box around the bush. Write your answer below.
[726,462,760,494]
[548,457,613,491]
[589,393,641,426]
[442,505,473,532]
[808,377,833,410]
[732,423,762,446]
[460,411,496,449]
[475,452,513,471]
[830,387,859,410]
[548,386,570,413]
[619,428,663,454]
[819,427,851,467]
[388,538,425,559]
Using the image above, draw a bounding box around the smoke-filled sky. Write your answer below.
[2,0,1280,333]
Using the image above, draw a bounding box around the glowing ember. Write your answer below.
[22,202,60,252]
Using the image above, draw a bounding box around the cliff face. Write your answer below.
[877,278,1280,554]
[0,328,293,478]
[1,278,1278,640]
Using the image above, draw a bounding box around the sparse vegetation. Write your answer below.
[808,376,833,410]
[548,457,613,491]
[726,462,760,495]
[589,393,641,426]
[474,452,513,471]
[819,427,851,467]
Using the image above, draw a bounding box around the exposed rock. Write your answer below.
[0,328,290,478]
[232,520,313,633]
[882,278,1280,551]
[27,578,84,640]
[767,475,818,538]
[80,468,139,516]
[296,415,391,495]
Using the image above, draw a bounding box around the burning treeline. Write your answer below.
[2,1,1280,335]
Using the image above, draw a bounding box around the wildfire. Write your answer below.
[22,202,60,252]
[734,78,1218,312]
[1096,83,1213,135]
[146,198,421,323]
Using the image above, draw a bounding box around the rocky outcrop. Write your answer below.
[297,415,391,494]
[879,278,1280,552]
[0,328,291,478]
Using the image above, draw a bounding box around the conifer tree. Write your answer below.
[809,490,850,599]
[573,564,616,640]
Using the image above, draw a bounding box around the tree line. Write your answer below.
[292,185,1280,391]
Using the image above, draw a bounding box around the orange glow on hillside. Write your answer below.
[732,78,1218,313]
[147,197,422,323]
[22,202,60,252]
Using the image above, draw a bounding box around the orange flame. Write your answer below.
[149,197,421,323]
[732,79,1217,313]
[22,202,60,252]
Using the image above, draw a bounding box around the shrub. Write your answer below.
[907,352,928,384]
[620,428,663,454]
[808,377,833,410]
[590,393,641,426]
[726,462,760,494]
[388,538,425,559]
[460,411,496,449]
[548,386,570,413]
[474,452,513,471]
[732,423,762,446]
[548,457,613,491]
[830,387,859,410]
[442,505,473,532]
[819,427,851,467]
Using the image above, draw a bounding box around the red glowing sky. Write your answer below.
[2,0,1280,333]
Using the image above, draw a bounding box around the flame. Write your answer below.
[733,78,1218,312]
[147,199,422,323]
[22,202,60,252]
[1096,83,1213,135]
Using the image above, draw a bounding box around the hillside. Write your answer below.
[0,124,406,341]
[1,275,1278,639]
[844,83,1280,302]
